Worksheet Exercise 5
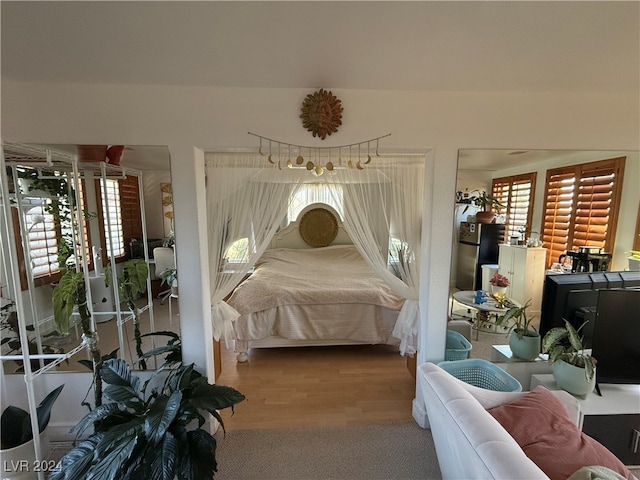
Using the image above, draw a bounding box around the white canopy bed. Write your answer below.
[205,152,425,362]
[226,206,405,361]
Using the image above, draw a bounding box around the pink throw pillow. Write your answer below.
[488,386,633,480]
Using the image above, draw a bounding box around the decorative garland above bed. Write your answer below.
[247,132,391,176]
[299,208,339,247]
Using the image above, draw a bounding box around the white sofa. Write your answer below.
[418,362,582,480]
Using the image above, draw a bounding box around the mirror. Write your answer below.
[0,143,177,374]
[450,148,639,295]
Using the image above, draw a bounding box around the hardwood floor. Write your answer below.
[215,342,416,430]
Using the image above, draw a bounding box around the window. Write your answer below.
[541,157,625,267]
[289,184,343,222]
[492,173,536,239]
[225,238,249,264]
[12,178,93,289]
[24,203,59,278]
[101,179,125,258]
[95,175,142,261]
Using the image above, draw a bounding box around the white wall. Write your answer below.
[3,82,639,387]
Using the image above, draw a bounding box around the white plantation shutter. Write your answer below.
[101,179,125,258]
[25,204,59,277]
[542,157,625,267]
[492,173,536,239]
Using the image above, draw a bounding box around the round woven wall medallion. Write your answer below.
[299,208,339,247]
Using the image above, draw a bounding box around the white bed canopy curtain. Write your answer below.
[205,152,424,356]
[205,154,305,344]
[324,156,424,355]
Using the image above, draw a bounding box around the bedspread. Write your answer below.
[226,245,405,315]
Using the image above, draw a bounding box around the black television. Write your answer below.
[539,271,640,349]
[591,288,640,385]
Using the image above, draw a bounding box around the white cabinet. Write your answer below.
[498,245,546,324]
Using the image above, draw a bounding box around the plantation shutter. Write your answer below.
[542,169,575,266]
[542,157,625,267]
[492,173,536,240]
[119,175,143,257]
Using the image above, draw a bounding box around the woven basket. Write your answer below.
[444,330,472,361]
[438,359,522,392]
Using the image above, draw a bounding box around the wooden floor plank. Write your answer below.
[216,343,416,430]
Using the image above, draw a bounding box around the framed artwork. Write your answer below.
[161,183,173,238]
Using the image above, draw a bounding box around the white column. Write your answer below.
[169,145,215,383]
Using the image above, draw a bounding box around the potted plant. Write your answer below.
[542,319,597,396]
[489,272,509,295]
[49,357,245,480]
[496,300,540,361]
[160,267,178,295]
[53,270,104,407]
[464,191,505,224]
[105,260,150,369]
[1,385,64,480]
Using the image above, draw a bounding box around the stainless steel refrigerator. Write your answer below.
[455,222,505,291]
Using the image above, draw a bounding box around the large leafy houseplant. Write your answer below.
[49,358,245,480]
[0,384,64,450]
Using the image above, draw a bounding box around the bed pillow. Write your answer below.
[487,386,633,480]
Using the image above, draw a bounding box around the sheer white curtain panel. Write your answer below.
[205,154,304,345]
[325,156,424,355]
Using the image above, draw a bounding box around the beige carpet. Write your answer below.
[213,423,442,480]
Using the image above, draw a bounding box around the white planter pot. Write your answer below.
[509,331,541,361]
[552,359,596,396]
[0,434,50,480]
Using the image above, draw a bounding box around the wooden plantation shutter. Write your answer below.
[119,175,143,258]
[542,157,625,267]
[542,169,575,266]
[492,173,536,240]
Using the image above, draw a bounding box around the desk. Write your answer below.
[452,291,516,339]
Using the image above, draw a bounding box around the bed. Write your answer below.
[226,205,405,362]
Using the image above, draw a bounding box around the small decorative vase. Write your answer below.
[552,360,596,396]
[509,331,541,361]
[491,285,507,295]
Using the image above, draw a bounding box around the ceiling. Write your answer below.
[2,2,638,93]
[2,1,639,171]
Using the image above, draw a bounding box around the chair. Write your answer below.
[153,247,176,305]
